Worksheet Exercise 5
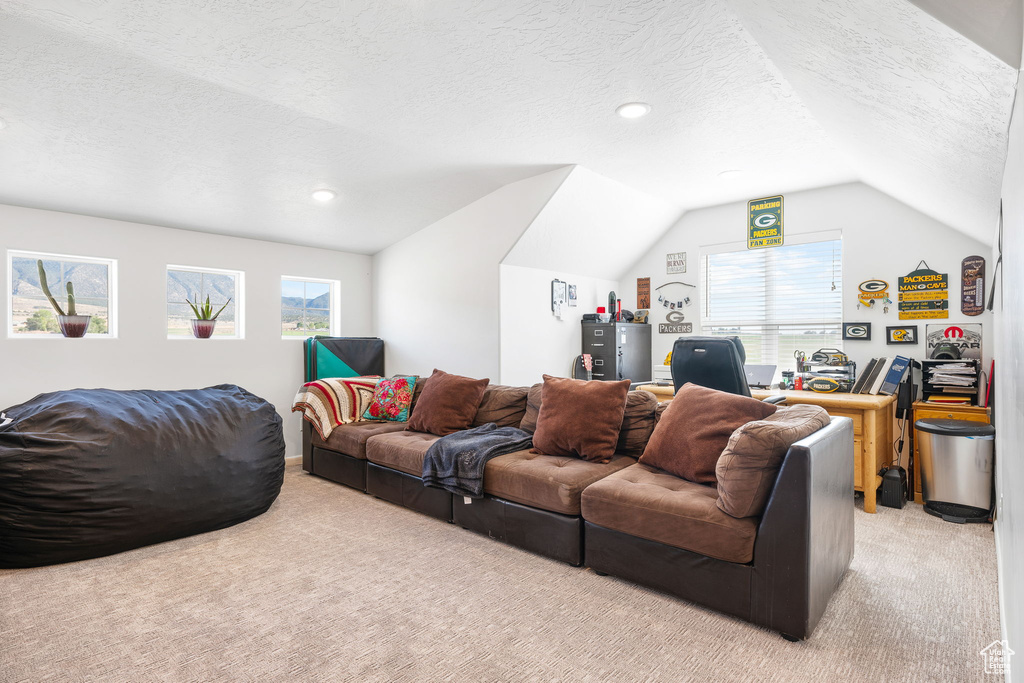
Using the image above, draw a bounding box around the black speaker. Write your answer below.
[879,467,907,509]
[895,377,916,420]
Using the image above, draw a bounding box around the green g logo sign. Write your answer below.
[748,195,784,249]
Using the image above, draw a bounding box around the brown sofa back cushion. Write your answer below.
[531,375,631,463]
[518,382,544,434]
[638,383,777,484]
[655,400,670,423]
[409,376,429,412]
[616,390,659,457]
[716,405,831,518]
[406,369,489,436]
[472,385,529,428]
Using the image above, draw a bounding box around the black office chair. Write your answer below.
[670,336,786,403]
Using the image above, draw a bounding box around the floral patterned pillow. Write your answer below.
[361,375,418,422]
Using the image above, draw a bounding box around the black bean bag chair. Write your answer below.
[0,385,284,568]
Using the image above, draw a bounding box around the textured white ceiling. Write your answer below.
[727,0,1018,245]
[0,1,1015,252]
[907,0,1022,68]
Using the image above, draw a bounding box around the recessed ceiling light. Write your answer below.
[311,189,337,202]
[717,169,742,178]
[616,102,651,119]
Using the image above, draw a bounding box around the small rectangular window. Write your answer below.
[8,250,117,338]
[281,277,339,338]
[167,265,244,339]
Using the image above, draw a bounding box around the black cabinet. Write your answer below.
[582,322,652,383]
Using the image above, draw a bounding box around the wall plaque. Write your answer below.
[666,252,686,274]
[748,195,784,249]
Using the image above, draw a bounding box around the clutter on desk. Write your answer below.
[960,255,986,316]
[842,322,871,341]
[848,357,910,395]
[898,260,949,320]
[921,358,981,405]
[793,348,857,393]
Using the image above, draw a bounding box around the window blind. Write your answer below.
[701,239,843,373]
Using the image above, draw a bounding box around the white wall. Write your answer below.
[619,182,994,376]
[498,264,618,387]
[993,64,1024,678]
[372,167,572,381]
[503,166,680,280]
[0,204,372,458]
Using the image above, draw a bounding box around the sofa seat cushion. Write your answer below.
[365,430,441,476]
[313,421,409,460]
[482,449,635,516]
[581,463,758,563]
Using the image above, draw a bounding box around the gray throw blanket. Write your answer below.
[422,423,533,498]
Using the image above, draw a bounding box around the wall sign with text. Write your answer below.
[636,277,651,309]
[658,309,692,334]
[926,324,982,359]
[747,195,784,249]
[666,252,687,274]
[898,264,948,320]
[961,255,986,316]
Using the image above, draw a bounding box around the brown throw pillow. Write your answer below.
[472,385,530,428]
[518,382,544,433]
[616,390,659,457]
[531,375,630,463]
[717,405,831,518]
[406,369,489,436]
[639,383,777,484]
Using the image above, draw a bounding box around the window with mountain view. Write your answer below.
[166,266,243,338]
[701,236,843,378]
[281,277,338,338]
[8,250,116,337]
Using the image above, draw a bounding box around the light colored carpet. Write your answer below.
[0,464,1000,682]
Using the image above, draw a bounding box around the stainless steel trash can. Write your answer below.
[916,418,995,523]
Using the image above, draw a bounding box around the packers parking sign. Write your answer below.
[748,195,784,249]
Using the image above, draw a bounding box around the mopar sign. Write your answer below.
[748,195,784,249]
[925,324,982,360]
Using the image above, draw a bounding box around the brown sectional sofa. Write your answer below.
[302,377,854,640]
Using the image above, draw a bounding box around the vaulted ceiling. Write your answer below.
[0,1,1017,253]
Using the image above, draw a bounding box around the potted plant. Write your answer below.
[36,260,91,337]
[186,294,231,338]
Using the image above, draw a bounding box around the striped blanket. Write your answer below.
[291,376,380,439]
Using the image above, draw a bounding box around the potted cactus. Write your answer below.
[36,260,91,337]
[185,294,232,338]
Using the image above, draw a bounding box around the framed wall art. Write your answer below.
[842,322,871,341]
[550,279,567,313]
[886,325,918,344]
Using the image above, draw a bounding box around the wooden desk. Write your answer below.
[634,385,897,513]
